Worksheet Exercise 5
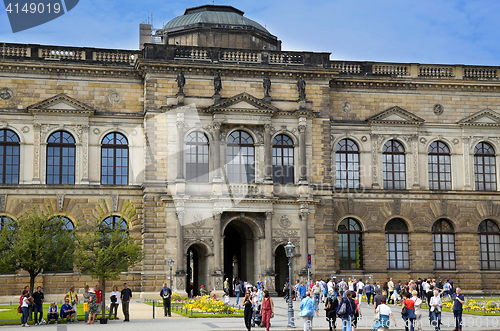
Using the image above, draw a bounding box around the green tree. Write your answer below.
[74,203,144,319]
[0,210,75,294]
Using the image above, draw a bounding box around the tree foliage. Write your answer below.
[0,209,75,293]
[74,203,144,317]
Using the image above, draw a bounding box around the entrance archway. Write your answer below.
[223,219,256,294]
[186,244,209,297]
[275,245,287,296]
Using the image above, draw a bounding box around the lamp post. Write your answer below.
[168,259,175,289]
[284,240,296,328]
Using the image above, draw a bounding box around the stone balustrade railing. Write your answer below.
[2,42,500,80]
[40,48,85,61]
[228,184,260,196]
[221,51,260,63]
[1,45,30,57]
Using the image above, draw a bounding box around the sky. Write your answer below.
[1,0,500,66]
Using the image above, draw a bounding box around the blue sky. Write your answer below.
[1,0,500,66]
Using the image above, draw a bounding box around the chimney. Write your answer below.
[139,24,152,49]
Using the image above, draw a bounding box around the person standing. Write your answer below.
[312,282,321,306]
[411,290,423,331]
[224,278,229,293]
[373,297,397,330]
[120,283,132,322]
[355,279,364,307]
[300,292,318,331]
[401,292,417,331]
[95,284,102,317]
[388,278,394,303]
[160,283,172,317]
[20,289,31,327]
[336,291,355,331]
[373,288,385,313]
[298,282,307,302]
[243,289,254,331]
[64,286,79,323]
[339,279,347,298]
[260,290,274,331]
[364,281,373,306]
[235,279,242,305]
[32,286,44,325]
[82,285,90,322]
[451,287,464,331]
[325,291,339,331]
[109,285,121,320]
[87,289,98,324]
[429,290,442,331]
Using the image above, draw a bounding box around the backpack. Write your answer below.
[162,288,170,299]
[337,299,347,315]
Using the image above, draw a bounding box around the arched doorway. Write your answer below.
[274,245,287,296]
[223,219,256,294]
[186,244,209,297]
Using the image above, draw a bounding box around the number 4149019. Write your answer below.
[5,2,61,14]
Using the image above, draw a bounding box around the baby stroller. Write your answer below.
[252,304,262,327]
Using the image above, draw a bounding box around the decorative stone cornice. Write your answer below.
[366,106,425,125]
[330,78,500,93]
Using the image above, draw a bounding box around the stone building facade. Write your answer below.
[1,6,500,297]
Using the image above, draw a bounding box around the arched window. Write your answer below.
[103,215,128,231]
[46,131,75,185]
[432,219,455,270]
[474,142,497,191]
[0,129,20,184]
[336,139,360,189]
[227,130,254,183]
[428,141,452,190]
[478,220,500,270]
[0,215,14,231]
[186,132,209,182]
[385,218,409,269]
[101,132,129,185]
[338,218,363,269]
[272,134,294,184]
[383,140,406,189]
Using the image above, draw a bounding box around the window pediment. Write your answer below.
[366,106,424,125]
[207,92,278,114]
[457,108,500,126]
[27,93,95,116]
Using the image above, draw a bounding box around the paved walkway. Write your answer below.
[3,298,500,330]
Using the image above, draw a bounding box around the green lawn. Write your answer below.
[0,303,108,325]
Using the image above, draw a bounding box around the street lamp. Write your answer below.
[168,259,175,289]
[284,240,296,328]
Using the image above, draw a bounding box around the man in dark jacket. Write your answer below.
[160,283,172,317]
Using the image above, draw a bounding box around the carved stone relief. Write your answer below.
[0,87,13,100]
[273,229,300,238]
[278,215,291,229]
[184,228,213,237]
[192,213,206,227]
[341,101,353,113]
[108,92,121,105]
[57,194,64,212]
[0,194,6,213]
[394,198,401,215]
[433,104,444,115]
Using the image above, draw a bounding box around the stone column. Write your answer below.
[213,212,222,271]
[265,211,274,274]
[176,112,185,181]
[32,124,41,183]
[81,126,90,184]
[411,134,420,189]
[463,136,472,189]
[213,122,222,181]
[298,116,307,182]
[175,203,186,278]
[299,205,309,273]
[264,124,273,182]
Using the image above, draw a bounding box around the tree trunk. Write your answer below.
[28,272,35,321]
[100,278,106,321]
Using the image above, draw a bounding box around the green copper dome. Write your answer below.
[163,5,269,34]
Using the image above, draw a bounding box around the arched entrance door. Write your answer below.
[186,244,209,297]
[223,219,256,294]
[274,245,287,296]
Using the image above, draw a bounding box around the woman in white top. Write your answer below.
[373,297,396,330]
[109,285,121,320]
[411,290,423,331]
[429,290,442,331]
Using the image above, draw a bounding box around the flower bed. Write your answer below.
[183,295,240,314]
[442,298,500,314]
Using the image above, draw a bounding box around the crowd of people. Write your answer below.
[17,282,133,326]
[282,276,464,331]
